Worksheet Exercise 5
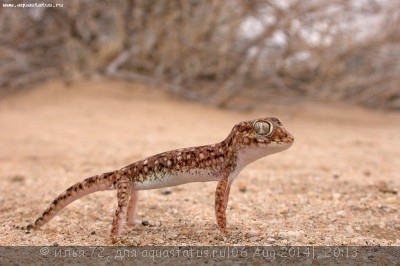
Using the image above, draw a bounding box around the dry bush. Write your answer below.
[0,0,399,109]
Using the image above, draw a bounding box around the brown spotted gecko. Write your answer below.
[17,117,294,242]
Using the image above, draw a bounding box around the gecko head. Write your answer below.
[225,117,294,166]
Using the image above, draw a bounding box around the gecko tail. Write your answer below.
[15,172,116,231]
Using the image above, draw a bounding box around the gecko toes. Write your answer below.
[219,228,229,235]
[126,220,151,227]
[126,219,143,227]
[14,224,35,231]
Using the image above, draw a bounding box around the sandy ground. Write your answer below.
[0,79,399,247]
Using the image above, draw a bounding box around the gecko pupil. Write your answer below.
[253,121,272,136]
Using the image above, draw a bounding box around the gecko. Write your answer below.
[16,117,294,243]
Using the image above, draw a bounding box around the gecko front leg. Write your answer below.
[215,172,232,234]
[111,177,132,243]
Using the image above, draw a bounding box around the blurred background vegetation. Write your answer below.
[1,0,399,109]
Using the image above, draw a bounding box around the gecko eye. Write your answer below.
[253,120,273,136]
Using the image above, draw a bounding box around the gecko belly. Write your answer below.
[133,168,220,190]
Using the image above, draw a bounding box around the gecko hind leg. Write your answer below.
[126,190,142,226]
[111,177,132,243]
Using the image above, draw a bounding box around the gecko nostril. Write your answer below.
[287,133,294,142]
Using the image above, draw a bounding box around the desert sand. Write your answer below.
[0,79,399,247]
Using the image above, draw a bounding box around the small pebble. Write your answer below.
[379,222,386,229]
[278,230,302,241]
[336,210,347,217]
[10,175,25,183]
[249,236,259,242]
[169,232,178,239]
[180,228,191,235]
[142,220,150,226]
[238,183,247,193]
[332,193,341,201]
[247,229,260,237]
[363,170,371,176]
[384,197,397,204]
[377,181,397,194]
[345,226,354,234]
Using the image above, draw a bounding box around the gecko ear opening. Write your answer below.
[253,120,273,136]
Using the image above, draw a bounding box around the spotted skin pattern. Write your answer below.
[16,117,294,243]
